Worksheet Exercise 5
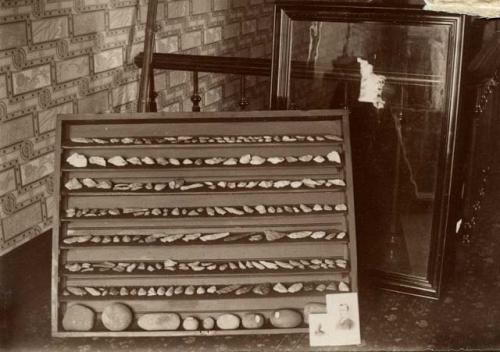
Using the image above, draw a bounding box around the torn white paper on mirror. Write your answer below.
[456,218,462,234]
[307,22,322,65]
[424,0,500,18]
[357,58,386,109]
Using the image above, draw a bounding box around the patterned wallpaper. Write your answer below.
[0,0,274,255]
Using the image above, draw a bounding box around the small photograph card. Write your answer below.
[309,313,336,347]
[309,292,361,347]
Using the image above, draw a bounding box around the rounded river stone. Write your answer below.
[182,316,199,330]
[101,303,133,331]
[202,317,215,330]
[62,304,95,331]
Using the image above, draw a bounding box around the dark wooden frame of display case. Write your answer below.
[52,110,357,337]
[270,1,467,299]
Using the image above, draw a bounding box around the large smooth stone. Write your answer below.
[303,302,327,324]
[101,303,133,331]
[137,313,181,331]
[270,309,302,328]
[216,313,240,330]
[182,316,199,330]
[62,304,95,331]
[241,313,265,329]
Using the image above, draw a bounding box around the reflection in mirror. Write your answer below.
[289,21,450,277]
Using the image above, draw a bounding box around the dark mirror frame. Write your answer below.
[269,1,467,299]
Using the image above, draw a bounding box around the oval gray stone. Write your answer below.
[241,313,265,329]
[270,309,302,328]
[137,313,181,331]
[62,304,95,331]
[216,313,240,330]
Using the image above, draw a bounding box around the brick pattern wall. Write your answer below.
[0,0,274,255]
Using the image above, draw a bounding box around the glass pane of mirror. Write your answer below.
[288,20,451,277]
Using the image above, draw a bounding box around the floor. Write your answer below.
[2,176,500,352]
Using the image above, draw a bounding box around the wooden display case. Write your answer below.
[52,110,357,337]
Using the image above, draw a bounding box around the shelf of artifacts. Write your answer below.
[52,110,358,337]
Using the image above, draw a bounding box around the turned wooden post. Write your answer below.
[137,0,158,112]
[239,75,249,110]
[148,66,158,112]
[191,71,201,112]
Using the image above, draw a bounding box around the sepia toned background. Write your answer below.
[0,0,274,255]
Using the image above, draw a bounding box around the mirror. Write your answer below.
[270,3,466,298]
